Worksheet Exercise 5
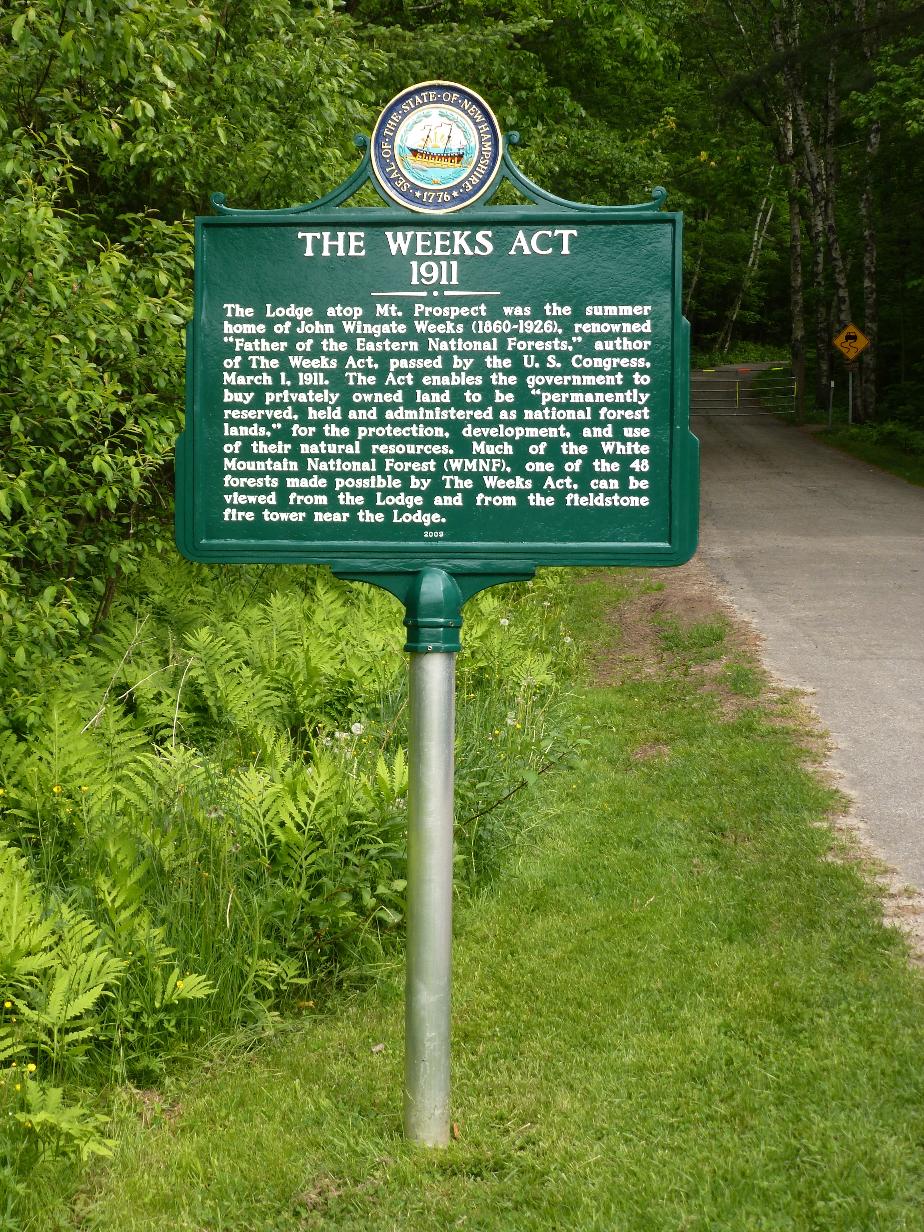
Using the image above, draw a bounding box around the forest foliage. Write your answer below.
[1,0,923,1216]
[1,0,922,668]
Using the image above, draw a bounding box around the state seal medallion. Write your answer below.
[371,82,502,214]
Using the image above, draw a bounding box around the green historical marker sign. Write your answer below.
[176,96,698,594]
[176,82,699,1148]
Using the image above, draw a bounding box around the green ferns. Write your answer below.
[0,560,577,1180]
[0,843,123,1179]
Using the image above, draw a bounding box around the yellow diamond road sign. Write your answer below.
[833,323,870,361]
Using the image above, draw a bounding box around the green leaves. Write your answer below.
[0,173,193,673]
[0,0,379,684]
[0,550,579,1217]
[0,844,124,1069]
[12,1080,115,1162]
[376,747,408,803]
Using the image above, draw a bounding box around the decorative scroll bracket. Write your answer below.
[209,133,668,218]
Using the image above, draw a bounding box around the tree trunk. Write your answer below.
[802,161,830,409]
[856,130,879,421]
[822,41,862,416]
[771,7,854,411]
[772,13,852,331]
[718,171,775,354]
[782,103,806,421]
[684,207,710,316]
[820,49,852,334]
[856,0,881,421]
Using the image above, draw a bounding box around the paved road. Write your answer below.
[691,365,924,888]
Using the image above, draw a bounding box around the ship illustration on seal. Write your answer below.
[405,122,466,169]
[394,106,479,188]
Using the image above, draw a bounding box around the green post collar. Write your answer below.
[403,567,464,654]
[331,565,536,655]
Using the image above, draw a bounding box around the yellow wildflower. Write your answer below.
[27,1063,36,1073]
[52,785,62,794]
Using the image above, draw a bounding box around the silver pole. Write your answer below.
[828,379,834,429]
[404,650,456,1146]
[848,369,853,425]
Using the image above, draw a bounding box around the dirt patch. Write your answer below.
[295,1175,344,1213]
[294,1171,383,1224]
[586,557,766,720]
[632,742,671,762]
[587,556,924,964]
[129,1087,181,1128]
[829,809,924,966]
[588,557,743,679]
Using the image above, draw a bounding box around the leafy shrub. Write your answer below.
[691,342,790,368]
[0,169,192,670]
[825,420,924,486]
[849,420,924,456]
[876,379,924,429]
[0,842,123,1174]
[0,0,380,684]
[0,559,578,1213]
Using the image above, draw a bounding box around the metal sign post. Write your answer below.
[402,568,461,1145]
[405,648,455,1144]
[176,80,699,1146]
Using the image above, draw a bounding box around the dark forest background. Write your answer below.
[1,0,922,665]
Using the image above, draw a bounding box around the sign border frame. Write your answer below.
[176,143,699,575]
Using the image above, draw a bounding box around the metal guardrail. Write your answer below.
[691,366,797,417]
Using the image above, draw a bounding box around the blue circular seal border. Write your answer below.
[370,81,502,214]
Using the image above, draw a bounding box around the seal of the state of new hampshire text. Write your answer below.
[371,82,502,213]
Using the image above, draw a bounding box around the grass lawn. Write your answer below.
[70,571,924,1232]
